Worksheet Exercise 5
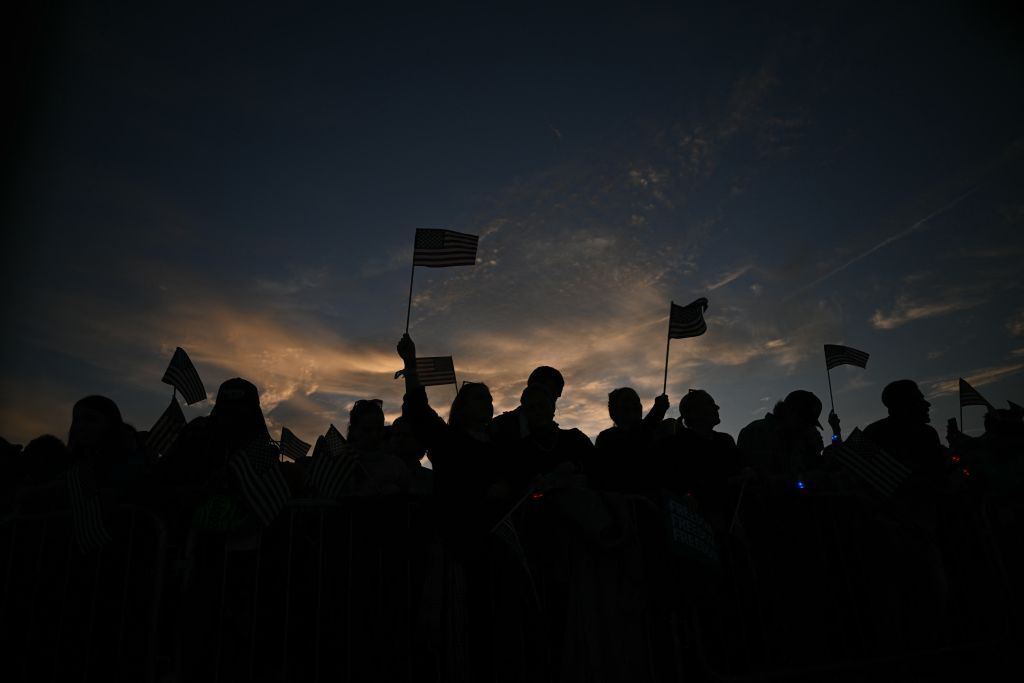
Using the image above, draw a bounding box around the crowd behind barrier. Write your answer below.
[0,488,1018,682]
[1,333,1022,681]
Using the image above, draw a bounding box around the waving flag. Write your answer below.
[280,427,311,461]
[228,441,290,525]
[67,464,112,553]
[824,344,870,370]
[959,378,993,409]
[668,298,709,339]
[324,424,346,454]
[305,445,358,500]
[146,396,186,456]
[161,347,207,405]
[831,428,910,498]
[414,356,457,387]
[413,229,479,267]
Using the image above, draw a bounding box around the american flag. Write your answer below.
[414,356,457,387]
[824,344,870,370]
[228,441,291,526]
[324,423,346,454]
[412,229,479,267]
[67,464,112,553]
[161,347,207,405]
[959,378,993,409]
[279,427,311,461]
[831,428,910,498]
[668,298,709,339]
[146,395,185,456]
[305,444,358,499]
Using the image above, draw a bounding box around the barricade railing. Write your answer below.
[0,504,167,683]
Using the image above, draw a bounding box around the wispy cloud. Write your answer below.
[706,265,753,291]
[1007,310,1024,337]
[870,295,984,330]
[928,363,1024,396]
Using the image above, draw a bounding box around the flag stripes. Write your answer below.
[413,229,479,267]
[147,396,185,456]
[415,356,457,387]
[228,442,290,526]
[669,298,709,339]
[305,446,358,499]
[161,347,207,405]
[831,428,910,498]
[67,465,112,553]
[824,344,870,370]
[280,427,311,461]
[324,424,346,454]
[959,378,993,409]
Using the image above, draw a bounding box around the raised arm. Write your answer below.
[396,334,447,448]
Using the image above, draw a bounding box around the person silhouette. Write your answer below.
[592,388,669,494]
[490,365,565,443]
[738,390,825,483]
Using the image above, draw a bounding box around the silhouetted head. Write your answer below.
[68,395,124,458]
[521,385,556,433]
[527,366,564,401]
[774,390,823,432]
[390,416,427,463]
[23,434,71,482]
[608,388,642,429]
[449,382,493,433]
[348,399,385,449]
[210,378,271,449]
[881,380,930,424]
[680,389,721,432]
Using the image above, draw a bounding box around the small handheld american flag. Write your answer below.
[824,344,870,370]
[668,298,709,339]
[413,229,479,268]
[161,347,207,405]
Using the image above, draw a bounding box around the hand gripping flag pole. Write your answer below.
[405,228,479,332]
[823,344,870,437]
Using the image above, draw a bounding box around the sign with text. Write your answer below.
[665,496,720,567]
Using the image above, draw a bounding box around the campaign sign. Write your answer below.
[665,496,719,567]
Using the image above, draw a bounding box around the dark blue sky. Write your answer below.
[4,1,1023,444]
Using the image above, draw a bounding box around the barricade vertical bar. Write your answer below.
[827,497,865,657]
[20,518,48,683]
[82,531,105,683]
[247,533,264,683]
[346,514,354,681]
[50,528,76,683]
[147,513,166,683]
[214,541,230,683]
[314,508,324,683]
[114,508,138,680]
[282,509,295,682]
[0,518,15,616]
[406,502,413,683]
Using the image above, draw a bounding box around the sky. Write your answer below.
[3,1,1023,448]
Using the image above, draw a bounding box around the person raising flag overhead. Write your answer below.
[823,344,870,441]
[161,347,207,405]
[663,297,708,393]
[405,228,479,332]
[396,355,458,388]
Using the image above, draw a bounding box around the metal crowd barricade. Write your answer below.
[178,496,440,683]
[0,503,167,682]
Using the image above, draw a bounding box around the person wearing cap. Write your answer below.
[737,389,826,482]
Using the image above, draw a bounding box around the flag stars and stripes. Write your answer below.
[669,298,709,339]
[824,344,870,370]
[831,428,910,498]
[959,378,993,409]
[280,427,311,461]
[146,396,186,456]
[161,347,207,405]
[415,356,457,387]
[413,229,479,267]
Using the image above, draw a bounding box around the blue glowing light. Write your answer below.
[796,480,806,490]
[831,434,839,442]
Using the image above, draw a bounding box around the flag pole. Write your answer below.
[826,365,836,414]
[663,301,673,395]
[404,262,416,333]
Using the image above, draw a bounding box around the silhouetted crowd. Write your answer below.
[1,334,1022,681]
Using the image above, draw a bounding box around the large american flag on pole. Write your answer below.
[414,356,457,387]
[668,298,709,339]
[959,378,993,409]
[412,229,479,267]
[146,396,186,456]
[161,347,207,405]
[824,344,870,370]
[831,428,910,498]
